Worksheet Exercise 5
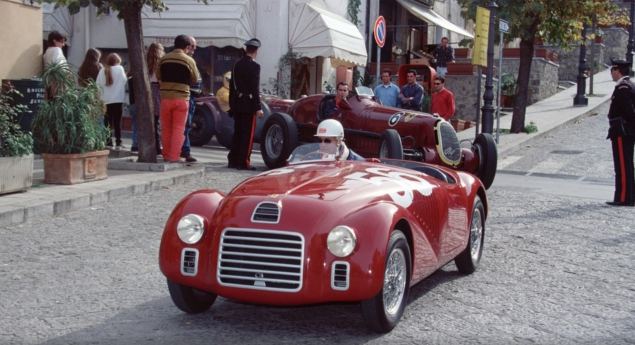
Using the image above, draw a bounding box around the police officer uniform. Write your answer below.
[607,59,635,206]
[227,38,262,170]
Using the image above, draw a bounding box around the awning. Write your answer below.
[396,0,474,39]
[142,0,255,48]
[42,3,73,42]
[288,1,367,67]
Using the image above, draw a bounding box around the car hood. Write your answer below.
[228,160,439,205]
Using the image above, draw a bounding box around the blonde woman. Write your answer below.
[96,53,127,149]
[147,42,165,154]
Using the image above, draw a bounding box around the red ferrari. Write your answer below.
[159,144,487,333]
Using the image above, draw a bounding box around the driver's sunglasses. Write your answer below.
[337,88,347,92]
[320,138,333,144]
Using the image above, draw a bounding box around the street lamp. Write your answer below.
[573,24,589,107]
[481,0,497,134]
[627,0,635,76]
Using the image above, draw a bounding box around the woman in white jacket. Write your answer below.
[96,53,127,149]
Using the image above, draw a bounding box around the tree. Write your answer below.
[40,0,206,162]
[458,0,625,133]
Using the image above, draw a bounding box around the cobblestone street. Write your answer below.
[1,103,634,344]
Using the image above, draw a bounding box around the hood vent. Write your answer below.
[252,202,281,224]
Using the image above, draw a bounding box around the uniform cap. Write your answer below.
[611,59,631,68]
[244,38,261,48]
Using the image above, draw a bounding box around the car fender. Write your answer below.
[331,201,408,300]
[159,190,226,283]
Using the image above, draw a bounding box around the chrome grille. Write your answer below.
[217,228,304,292]
[181,248,198,276]
[251,202,281,223]
[331,261,350,290]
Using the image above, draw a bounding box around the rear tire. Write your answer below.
[361,230,411,333]
[379,129,404,160]
[473,133,497,189]
[260,113,298,169]
[455,196,485,274]
[167,279,216,314]
[216,113,234,149]
[189,105,215,146]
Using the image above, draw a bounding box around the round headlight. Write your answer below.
[327,226,357,257]
[176,214,205,244]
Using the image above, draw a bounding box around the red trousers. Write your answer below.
[160,98,189,162]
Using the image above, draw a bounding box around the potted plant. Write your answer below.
[500,73,517,108]
[0,88,34,194]
[32,62,110,184]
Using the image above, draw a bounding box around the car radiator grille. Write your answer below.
[217,228,304,292]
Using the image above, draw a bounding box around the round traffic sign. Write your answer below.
[374,16,386,48]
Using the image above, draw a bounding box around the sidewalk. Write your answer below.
[457,68,614,157]
[0,68,616,227]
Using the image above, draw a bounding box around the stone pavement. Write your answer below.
[0,68,616,227]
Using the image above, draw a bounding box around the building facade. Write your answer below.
[1,0,42,80]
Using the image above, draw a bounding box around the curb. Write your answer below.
[0,165,205,227]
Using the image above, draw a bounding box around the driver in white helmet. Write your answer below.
[315,119,364,161]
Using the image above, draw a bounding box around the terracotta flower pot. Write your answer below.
[42,150,109,185]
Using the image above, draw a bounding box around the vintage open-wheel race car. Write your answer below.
[261,86,497,189]
[159,143,488,333]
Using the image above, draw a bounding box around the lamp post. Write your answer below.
[481,0,497,134]
[627,0,635,76]
[573,23,589,107]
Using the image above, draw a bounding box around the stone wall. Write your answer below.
[498,58,559,105]
[603,27,629,65]
[445,57,558,122]
[445,73,489,122]
[556,43,607,82]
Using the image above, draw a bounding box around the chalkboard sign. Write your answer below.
[1,79,45,131]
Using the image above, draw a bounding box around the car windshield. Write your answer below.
[288,143,339,164]
[355,86,374,97]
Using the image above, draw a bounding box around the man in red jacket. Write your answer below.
[430,76,455,121]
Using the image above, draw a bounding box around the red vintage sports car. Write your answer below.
[159,143,487,333]
[261,86,497,189]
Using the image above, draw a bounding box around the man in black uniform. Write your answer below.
[227,38,264,170]
[606,59,635,206]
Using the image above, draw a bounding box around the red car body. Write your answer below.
[159,156,488,332]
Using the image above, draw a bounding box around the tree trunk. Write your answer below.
[510,38,535,133]
[121,4,157,163]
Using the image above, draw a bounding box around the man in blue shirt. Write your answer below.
[373,70,400,107]
[399,70,424,111]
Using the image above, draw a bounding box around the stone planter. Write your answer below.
[0,154,33,195]
[42,150,109,185]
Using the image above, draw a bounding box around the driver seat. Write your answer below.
[318,94,337,121]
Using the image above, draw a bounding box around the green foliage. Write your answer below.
[0,90,33,157]
[32,63,109,154]
[457,0,622,44]
[524,121,538,134]
[500,73,517,96]
[347,0,361,26]
[39,0,208,17]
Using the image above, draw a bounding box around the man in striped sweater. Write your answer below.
[157,34,201,163]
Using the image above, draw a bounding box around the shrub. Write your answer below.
[32,62,109,154]
[0,89,33,157]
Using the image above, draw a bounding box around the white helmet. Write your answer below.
[315,119,344,140]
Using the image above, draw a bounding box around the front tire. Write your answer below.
[260,113,298,169]
[167,279,216,314]
[361,230,411,333]
[473,133,497,189]
[379,129,404,160]
[455,196,485,274]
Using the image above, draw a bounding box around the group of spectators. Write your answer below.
[43,31,198,162]
[373,69,455,121]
